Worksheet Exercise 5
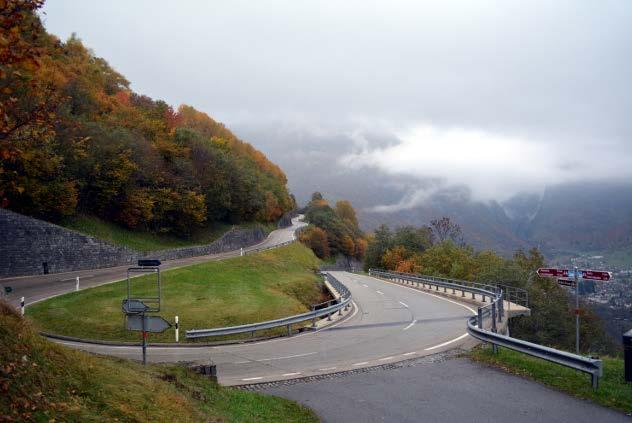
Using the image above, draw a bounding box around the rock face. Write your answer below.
[0,208,268,277]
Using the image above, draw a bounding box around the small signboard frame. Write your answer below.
[126,265,161,313]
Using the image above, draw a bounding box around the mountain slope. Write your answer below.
[1,1,294,238]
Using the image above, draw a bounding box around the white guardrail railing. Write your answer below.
[186,273,351,339]
[368,269,603,389]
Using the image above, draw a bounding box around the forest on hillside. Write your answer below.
[0,1,294,236]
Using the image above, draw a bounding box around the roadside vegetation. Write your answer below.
[62,214,275,252]
[27,243,326,342]
[299,192,367,261]
[470,345,632,414]
[0,299,317,422]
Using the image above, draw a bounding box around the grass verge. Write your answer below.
[469,345,632,414]
[0,300,317,422]
[62,214,274,252]
[28,243,326,343]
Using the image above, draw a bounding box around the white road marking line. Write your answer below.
[399,301,409,308]
[403,319,417,331]
[242,377,263,381]
[402,352,416,356]
[234,351,317,364]
[282,372,301,376]
[424,333,469,351]
[376,290,384,295]
[370,276,477,315]
[379,356,395,361]
[318,367,337,371]
[362,284,368,287]
[353,361,369,366]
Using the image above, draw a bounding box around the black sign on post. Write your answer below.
[127,315,172,333]
[138,259,162,267]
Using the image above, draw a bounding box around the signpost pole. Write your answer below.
[575,266,580,355]
[141,313,147,365]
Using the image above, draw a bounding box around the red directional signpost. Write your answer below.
[537,266,612,354]
[580,270,612,281]
[537,268,569,278]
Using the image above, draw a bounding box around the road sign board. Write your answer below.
[580,270,612,281]
[138,259,161,267]
[557,278,576,287]
[537,268,569,278]
[126,315,172,333]
[122,299,149,314]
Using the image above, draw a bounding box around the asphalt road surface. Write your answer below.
[48,271,475,385]
[1,216,306,308]
[262,354,630,423]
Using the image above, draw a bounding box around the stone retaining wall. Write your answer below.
[0,208,268,277]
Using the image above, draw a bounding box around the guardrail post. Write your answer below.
[287,324,292,336]
[328,312,332,321]
[491,303,499,354]
[471,291,475,300]
[443,286,447,293]
[498,298,504,322]
[478,308,483,329]
[482,294,486,302]
[592,372,599,390]
[452,287,455,294]
[461,289,465,297]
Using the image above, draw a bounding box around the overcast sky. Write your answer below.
[41,1,632,205]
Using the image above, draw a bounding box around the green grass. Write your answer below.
[0,300,318,422]
[469,345,632,413]
[62,214,275,252]
[28,243,326,343]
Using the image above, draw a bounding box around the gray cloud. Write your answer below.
[41,0,632,206]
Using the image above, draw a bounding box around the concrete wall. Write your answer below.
[0,208,268,277]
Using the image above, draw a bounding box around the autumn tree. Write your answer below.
[300,227,330,258]
[335,200,358,229]
[429,217,463,244]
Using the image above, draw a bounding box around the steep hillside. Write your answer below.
[0,300,317,422]
[0,1,294,239]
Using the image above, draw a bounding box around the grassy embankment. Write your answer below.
[62,214,276,252]
[0,301,317,422]
[470,345,632,413]
[28,243,326,343]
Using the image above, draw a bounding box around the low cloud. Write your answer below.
[341,124,632,209]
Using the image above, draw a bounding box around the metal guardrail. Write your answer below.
[368,268,528,307]
[244,239,296,255]
[369,269,602,389]
[186,273,351,339]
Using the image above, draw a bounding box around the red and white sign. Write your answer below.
[537,268,569,278]
[580,270,612,281]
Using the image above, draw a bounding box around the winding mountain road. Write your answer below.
[50,271,475,385]
[2,216,306,308]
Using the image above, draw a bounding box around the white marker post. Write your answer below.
[20,297,25,316]
[75,276,80,292]
[240,248,244,257]
[175,315,179,343]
